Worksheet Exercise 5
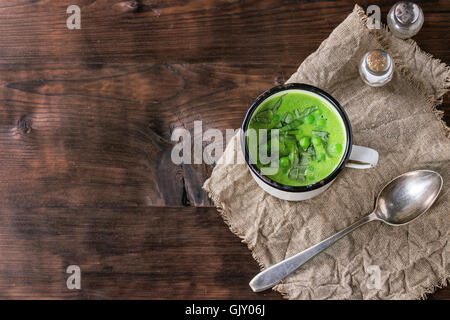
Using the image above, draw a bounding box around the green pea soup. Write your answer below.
[247,91,347,186]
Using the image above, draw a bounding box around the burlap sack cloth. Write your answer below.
[203,5,449,299]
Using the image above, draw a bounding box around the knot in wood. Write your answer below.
[18,117,32,134]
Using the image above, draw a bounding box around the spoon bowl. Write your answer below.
[249,169,443,292]
[375,170,443,225]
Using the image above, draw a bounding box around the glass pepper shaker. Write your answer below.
[387,2,424,39]
[359,49,394,87]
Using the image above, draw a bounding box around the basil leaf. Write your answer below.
[295,106,318,119]
[283,112,294,124]
[271,94,286,113]
[288,149,299,167]
[288,165,307,182]
[252,117,272,124]
[259,94,286,113]
[312,130,329,142]
[302,145,315,161]
[299,153,311,166]
[288,167,299,180]
[279,119,303,131]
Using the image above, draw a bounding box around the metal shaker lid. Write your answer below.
[394,2,420,25]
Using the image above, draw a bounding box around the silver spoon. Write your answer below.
[249,169,443,292]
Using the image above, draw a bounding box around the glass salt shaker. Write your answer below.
[359,49,394,87]
[387,2,424,39]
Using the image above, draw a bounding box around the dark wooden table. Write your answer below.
[0,0,448,299]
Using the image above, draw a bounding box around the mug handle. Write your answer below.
[345,145,379,169]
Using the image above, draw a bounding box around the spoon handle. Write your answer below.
[249,212,377,292]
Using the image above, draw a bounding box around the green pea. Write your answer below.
[313,109,322,116]
[312,136,322,146]
[273,114,280,122]
[316,118,326,127]
[299,136,311,149]
[280,157,290,168]
[308,165,315,172]
[305,114,315,124]
[317,153,326,161]
[335,143,343,153]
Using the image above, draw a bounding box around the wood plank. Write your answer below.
[0,62,294,207]
[0,1,448,64]
[0,206,281,299]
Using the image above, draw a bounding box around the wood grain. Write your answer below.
[0,62,294,207]
[0,206,281,299]
[0,0,448,299]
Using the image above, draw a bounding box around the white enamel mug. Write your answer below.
[241,83,378,201]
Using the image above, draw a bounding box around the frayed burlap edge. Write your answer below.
[206,187,294,299]
[206,185,305,299]
[204,4,450,300]
[206,188,268,271]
